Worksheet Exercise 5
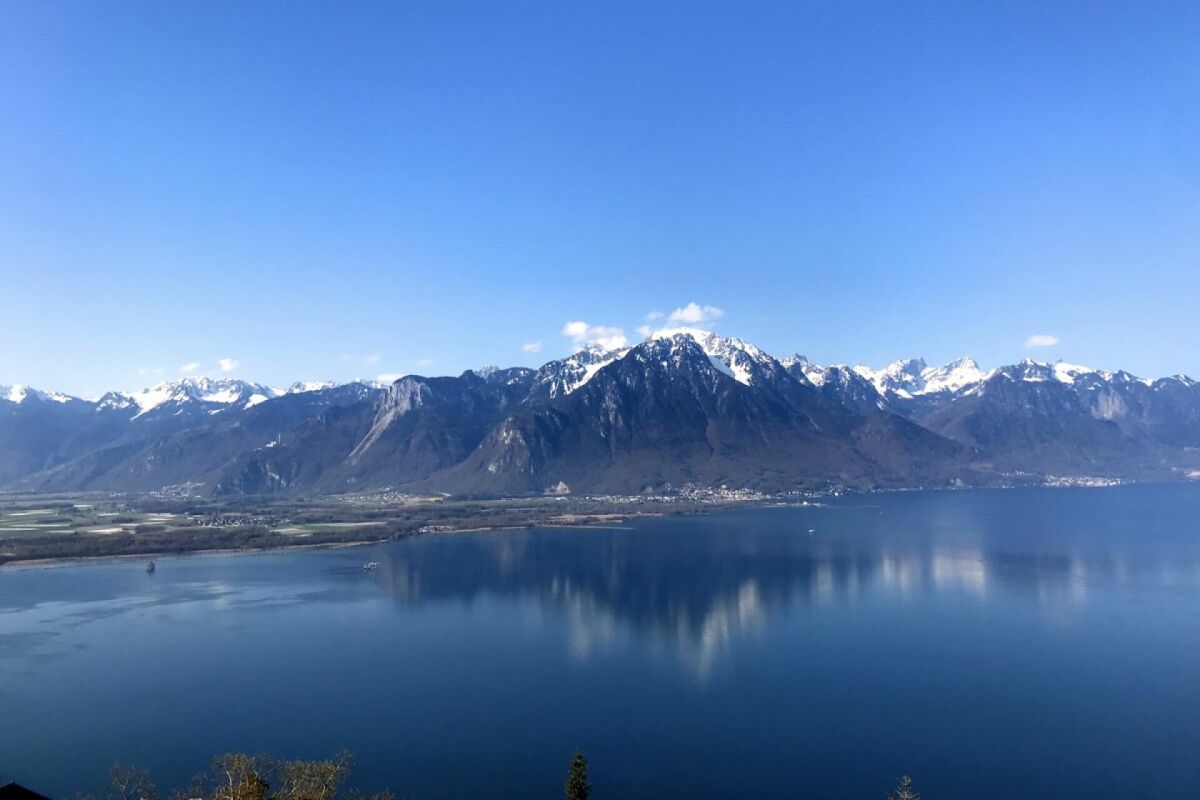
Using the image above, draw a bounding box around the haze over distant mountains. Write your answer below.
[3,328,1199,496]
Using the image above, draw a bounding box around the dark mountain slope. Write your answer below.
[0,396,96,484]
[28,384,379,492]
[919,369,1168,475]
[214,369,536,494]
[434,336,970,494]
[5,339,1200,496]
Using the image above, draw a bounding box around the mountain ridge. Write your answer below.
[4,332,1199,495]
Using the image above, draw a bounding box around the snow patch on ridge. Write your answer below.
[287,380,337,394]
[1,385,75,404]
[649,327,773,386]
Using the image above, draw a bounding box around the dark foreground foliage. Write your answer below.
[563,750,590,800]
[888,775,919,800]
[71,751,919,800]
[80,753,391,800]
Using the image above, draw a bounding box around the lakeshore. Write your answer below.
[4,484,1200,799]
[0,489,790,567]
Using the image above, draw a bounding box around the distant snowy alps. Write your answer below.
[3,329,1199,495]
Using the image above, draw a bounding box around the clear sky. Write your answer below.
[2,1,1199,395]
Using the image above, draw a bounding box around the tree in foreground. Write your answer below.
[888,775,918,800]
[207,753,270,800]
[89,752,390,800]
[108,764,158,800]
[564,750,591,800]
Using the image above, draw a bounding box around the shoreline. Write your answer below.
[0,537,392,571]
[0,516,660,570]
[4,482,1189,571]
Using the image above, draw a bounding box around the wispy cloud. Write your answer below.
[668,302,724,325]
[137,366,165,378]
[179,362,201,374]
[341,353,381,365]
[1023,334,1059,349]
[415,358,434,367]
[522,341,543,354]
[375,373,404,384]
[218,358,239,372]
[637,311,665,337]
[562,321,628,350]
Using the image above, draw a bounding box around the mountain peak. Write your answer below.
[286,380,337,394]
[996,359,1113,386]
[648,327,780,386]
[110,377,282,417]
[5,333,1200,497]
[853,358,927,397]
[533,345,631,398]
[921,357,985,394]
[1,384,76,405]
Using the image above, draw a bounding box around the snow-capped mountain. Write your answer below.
[101,377,283,417]
[1,384,78,405]
[3,332,1199,495]
[531,344,632,398]
[921,357,987,394]
[439,333,962,495]
[852,357,928,398]
[286,380,339,394]
[985,358,1123,388]
[781,356,884,414]
[474,366,537,387]
[649,327,789,387]
[851,357,985,399]
[529,327,790,401]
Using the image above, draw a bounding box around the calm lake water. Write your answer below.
[3,485,1200,799]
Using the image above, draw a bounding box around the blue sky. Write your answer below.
[2,1,1198,395]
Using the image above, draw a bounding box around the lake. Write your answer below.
[3,485,1200,799]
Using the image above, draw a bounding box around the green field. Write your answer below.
[0,490,772,566]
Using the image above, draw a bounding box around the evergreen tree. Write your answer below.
[888,775,918,800]
[564,750,591,800]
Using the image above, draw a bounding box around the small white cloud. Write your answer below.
[341,353,381,365]
[1023,334,1060,349]
[415,358,434,367]
[376,373,405,384]
[562,321,628,351]
[218,358,239,372]
[668,302,725,325]
[644,310,665,321]
[179,362,201,374]
[635,325,653,337]
[522,341,543,354]
[137,366,165,378]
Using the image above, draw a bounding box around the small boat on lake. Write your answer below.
[146,561,156,574]
[362,562,379,571]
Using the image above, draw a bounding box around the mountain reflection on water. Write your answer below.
[5,484,1200,800]
[363,486,1200,675]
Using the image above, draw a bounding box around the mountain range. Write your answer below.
[3,328,1199,496]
